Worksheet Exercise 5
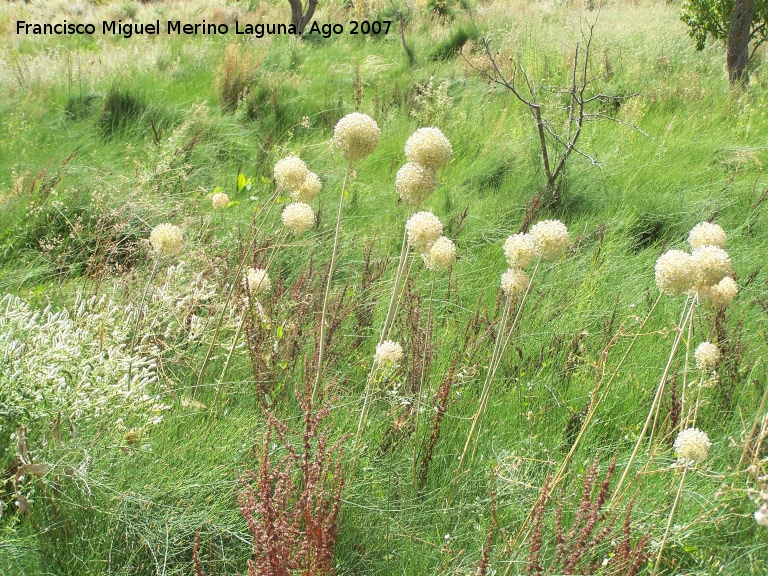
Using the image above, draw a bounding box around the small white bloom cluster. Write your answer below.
[0,293,168,447]
[500,219,568,298]
[282,202,315,234]
[245,267,272,295]
[149,223,183,258]
[406,212,457,271]
[375,340,404,367]
[396,126,451,206]
[211,191,229,209]
[333,112,381,163]
[655,222,737,303]
[292,171,323,203]
[406,211,443,253]
[274,156,309,191]
[694,341,721,371]
[529,220,570,261]
[746,465,768,527]
[501,268,529,298]
[422,236,456,271]
[273,155,321,235]
[674,427,711,465]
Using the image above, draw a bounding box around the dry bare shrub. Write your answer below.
[218,44,255,113]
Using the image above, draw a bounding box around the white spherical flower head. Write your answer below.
[501,268,529,298]
[673,427,711,464]
[406,211,443,253]
[291,171,323,203]
[699,276,738,309]
[245,267,271,295]
[211,192,229,209]
[274,156,309,192]
[694,342,721,371]
[755,506,768,527]
[149,223,183,258]
[404,127,453,171]
[282,202,315,235]
[504,233,537,269]
[692,245,732,287]
[333,112,380,163]
[529,219,569,261]
[396,162,439,206]
[422,236,456,271]
[688,222,727,250]
[375,340,403,367]
[654,250,697,297]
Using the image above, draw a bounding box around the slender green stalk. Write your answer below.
[312,164,352,404]
[677,296,696,432]
[652,466,688,576]
[127,258,159,389]
[447,261,539,508]
[502,293,663,570]
[195,190,280,395]
[610,296,695,505]
[213,230,287,410]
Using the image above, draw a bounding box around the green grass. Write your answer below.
[1,0,768,574]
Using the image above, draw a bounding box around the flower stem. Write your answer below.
[651,466,688,576]
[312,164,351,404]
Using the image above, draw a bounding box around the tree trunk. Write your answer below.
[287,0,318,35]
[726,0,755,86]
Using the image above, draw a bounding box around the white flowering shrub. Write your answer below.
[0,293,169,452]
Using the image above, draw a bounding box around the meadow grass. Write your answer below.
[1,0,768,574]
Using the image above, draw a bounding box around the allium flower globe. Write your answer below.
[655,250,697,297]
[211,192,229,209]
[274,156,309,191]
[692,245,732,287]
[395,162,439,206]
[688,222,727,250]
[405,211,443,253]
[245,267,271,295]
[422,236,456,271]
[282,202,315,234]
[375,340,403,367]
[529,220,569,261]
[673,427,711,464]
[699,276,738,309]
[291,171,323,202]
[756,506,768,527]
[404,127,453,170]
[149,223,183,258]
[501,268,529,298]
[504,233,537,269]
[332,112,381,163]
[694,342,720,371]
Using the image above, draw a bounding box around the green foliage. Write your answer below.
[428,23,478,61]
[680,0,768,51]
[98,85,148,136]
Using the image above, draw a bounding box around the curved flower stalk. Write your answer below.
[312,113,380,403]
